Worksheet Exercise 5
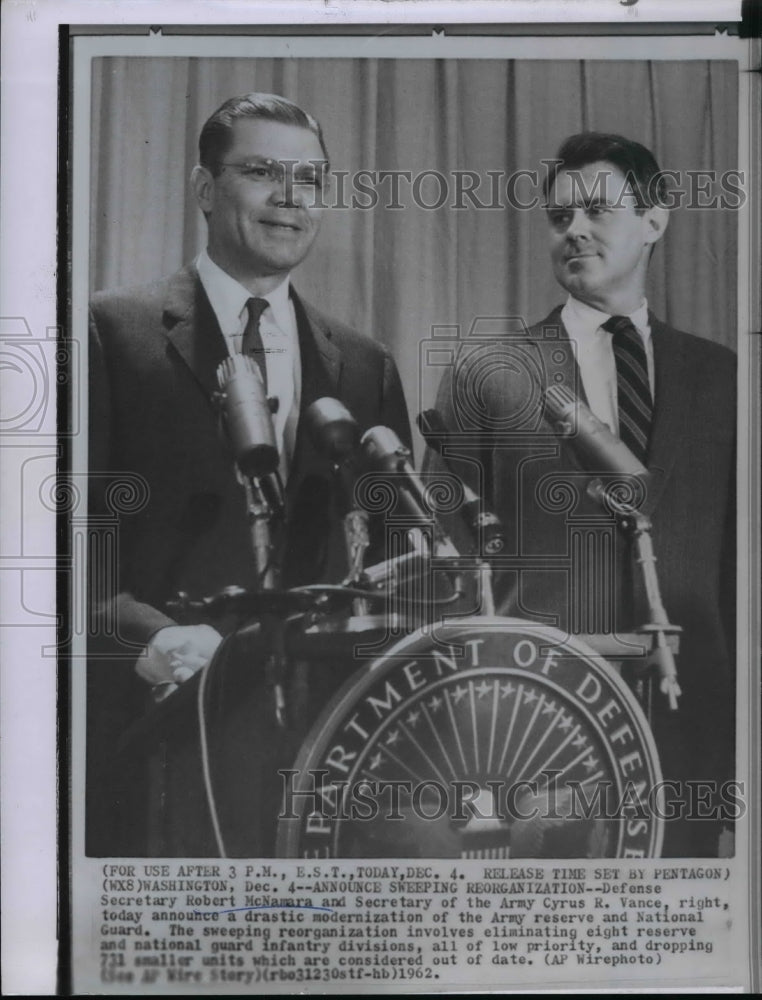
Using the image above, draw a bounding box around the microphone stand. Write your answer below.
[588,479,682,711]
[211,355,291,726]
[243,476,279,590]
[240,469,290,728]
[417,410,504,617]
[541,389,681,712]
[342,506,371,616]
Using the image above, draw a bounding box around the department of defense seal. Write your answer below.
[277,618,663,858]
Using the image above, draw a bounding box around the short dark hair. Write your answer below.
[199,92,329,174]
[543,132,666,210]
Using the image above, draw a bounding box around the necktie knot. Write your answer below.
[245,296,269,329]
[603,314,639,347]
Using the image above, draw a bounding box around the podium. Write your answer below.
[101,623,381,857]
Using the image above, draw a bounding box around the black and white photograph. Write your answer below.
[1,1,759,994]
[84,51,741,862]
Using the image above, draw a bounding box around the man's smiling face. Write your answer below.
[546,160,664,314]
[194,118,327,288]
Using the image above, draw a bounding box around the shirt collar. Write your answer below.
[196,249,292,334]
[260,271,293,334]
[564,295,651,343]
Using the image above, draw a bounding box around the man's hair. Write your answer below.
[543,132,666,210]
[199,92,329,174]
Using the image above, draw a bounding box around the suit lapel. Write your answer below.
[286,290,344,502]
[536,305,590,404]
[292,290,343,406]
[537,306,589,475]
[642,314,688,515]
[162,264,229,400]
[275,291,346,583]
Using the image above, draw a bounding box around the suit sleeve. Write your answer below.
[88,304,177,653]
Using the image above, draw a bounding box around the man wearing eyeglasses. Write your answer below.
[87,93,410,854]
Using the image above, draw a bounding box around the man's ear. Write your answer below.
[643,204,669,247]
[191,164,215,214]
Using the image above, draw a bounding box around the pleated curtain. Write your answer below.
[90,57,739,446]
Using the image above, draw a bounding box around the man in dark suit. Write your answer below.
[426,133,736,857]
[87,93,410,854]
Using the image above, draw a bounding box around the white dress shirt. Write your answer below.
[196,250,302,477]
[560,296,654,435]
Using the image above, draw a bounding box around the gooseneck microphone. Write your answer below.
[361,425,460,558]
[305,398,368,585]
[216,354,283,589]
[544,385,680,709]
[216,355,279,479]
[304,397,361,464]
[361,425,433,522]
[543,384,648,479]
[304,398,363,509]
[417,409,505,556]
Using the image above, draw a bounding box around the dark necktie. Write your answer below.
[603,315,652,464]
[241,296,269,391]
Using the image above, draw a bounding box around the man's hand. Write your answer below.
[136,624,224,689]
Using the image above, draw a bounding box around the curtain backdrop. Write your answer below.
[90,57,738,454]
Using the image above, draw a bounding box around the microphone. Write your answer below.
[305,398,368,585]
[361,426,459,557]
[417,409,505,555]
[544,386,680,710]
[304,397,360,464]
[543,384,648,479]
[361,425,430,521]
[304,397,363,516]
[216,355,279,479]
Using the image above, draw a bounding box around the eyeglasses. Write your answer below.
[216,157,329,190]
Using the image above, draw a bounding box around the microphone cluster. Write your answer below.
[214,355,649,564]
[304,398,505,562]
[213,363,679,711]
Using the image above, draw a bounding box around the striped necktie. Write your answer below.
[241,296,269,391]
[603,315,652,464]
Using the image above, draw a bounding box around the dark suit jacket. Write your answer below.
[426,306,736,856]
[89,263,411,647]
[87,264,411,854]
